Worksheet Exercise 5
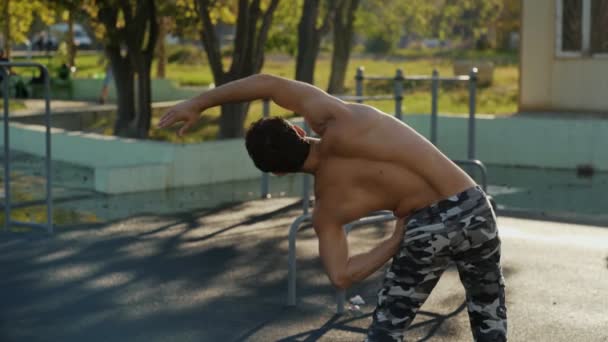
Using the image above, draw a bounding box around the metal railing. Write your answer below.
[0,62,53,234]
[282,67,487,313]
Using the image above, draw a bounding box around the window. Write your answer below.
[556,0,608,56]
[591,0,608,53]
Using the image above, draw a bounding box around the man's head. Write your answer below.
[245,117,310,174]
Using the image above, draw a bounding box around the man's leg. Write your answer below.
[366,223,451,342]
[454,217,507,341]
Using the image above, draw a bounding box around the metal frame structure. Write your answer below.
[284,67,486,313]
[0,62,53,234]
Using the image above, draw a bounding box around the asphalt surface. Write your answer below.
[1,198,607,341]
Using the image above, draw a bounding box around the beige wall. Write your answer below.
[520,0,608,113]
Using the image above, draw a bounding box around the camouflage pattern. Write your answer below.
[366,186,507,342]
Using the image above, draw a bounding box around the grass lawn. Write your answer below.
[8,100,26,111]
[14,48,519,142]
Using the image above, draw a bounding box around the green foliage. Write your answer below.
[265,1,301,55]
[356,0,434,53]
[0,0,54,46]
[430,0,503,42]
[167,44,207,65]
[157,0,200,42]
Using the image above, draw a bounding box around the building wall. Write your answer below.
[520,0,608,113]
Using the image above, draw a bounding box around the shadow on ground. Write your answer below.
[0,198,472,342]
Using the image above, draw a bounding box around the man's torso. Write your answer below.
[312,103,476,223]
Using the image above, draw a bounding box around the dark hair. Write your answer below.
[245,117,310,173]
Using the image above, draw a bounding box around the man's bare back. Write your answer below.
[313,101,476,224]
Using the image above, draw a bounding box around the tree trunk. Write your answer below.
[197,0,280,139]
[135,59,153,138]
[327,0,359,94]
[109,52,136,137]
[219,102,249,138]
[295,0,322,84]
[2,0,11,58]
[156,16,167,79]
[67,8,76,67]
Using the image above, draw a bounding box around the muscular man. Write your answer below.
[158,74,507,341]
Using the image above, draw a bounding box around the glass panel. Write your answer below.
[591,0,608,53]
[562,0,583,51]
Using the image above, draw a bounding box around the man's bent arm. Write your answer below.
[314,217,404,290]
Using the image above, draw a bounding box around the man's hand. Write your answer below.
[158,100,201,136]
[392,217,407,241]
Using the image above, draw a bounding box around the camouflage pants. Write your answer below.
[366,186,507,342]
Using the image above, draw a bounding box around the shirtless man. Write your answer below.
[158,74,507,342]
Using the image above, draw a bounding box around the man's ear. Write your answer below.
[293,124,307,138]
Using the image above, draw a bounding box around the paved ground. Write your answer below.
[1,198,607,341]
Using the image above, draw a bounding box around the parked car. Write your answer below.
[32,23,93,51]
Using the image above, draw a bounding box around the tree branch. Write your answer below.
[318,0,340,36]
[143,0,158,58]
[197,0,224,83]
[228,0,249,77]
[253,0,280,71]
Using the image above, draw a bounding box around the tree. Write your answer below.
[0,0,53,58]
[430,0,503,45]
[93,0,158,138]
[265,0,300,55]
[196,0,280,138]
[356,0,433,54]
[326,0,359,94]
[48,0,85,67]
[154,0,199,79]
[294,0,336,84]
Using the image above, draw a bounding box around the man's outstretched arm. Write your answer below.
[158,74,349,136]
[314,214,406,289]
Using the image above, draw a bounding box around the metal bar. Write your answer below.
[1,66,9,232]
[302,123,311,215]
[355,67,364,104]
[8,221,50,229]
[260,99,270,199]
[336,290,345,314]
[364,75,470,82]
[363,76,394,81]
[0,62,53,234]
[406,75,471,82]
[287,213,312,306]
[42,66,53,234]
[431,69,439,145]
[453,159,487,192]
[394,69,404,120]
[468,68,478,160]
[337,95,395,102]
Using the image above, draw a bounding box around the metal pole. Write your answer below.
[288,214,312,306]
[1,67,9,231]
[336,290,345,314]
[394,69,404,121]
[468,68,478,160]
[260,99,270,199]
[301,123,311,214]
[355,66,364,104]
[431,69,439,145]
[42,66,53,234]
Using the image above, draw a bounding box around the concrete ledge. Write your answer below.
[29,78,207,103]
[3,113,608,193]
[1,122,260,194]
[404,114,608,171]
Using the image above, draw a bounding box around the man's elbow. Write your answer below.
[329,273,352,290]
